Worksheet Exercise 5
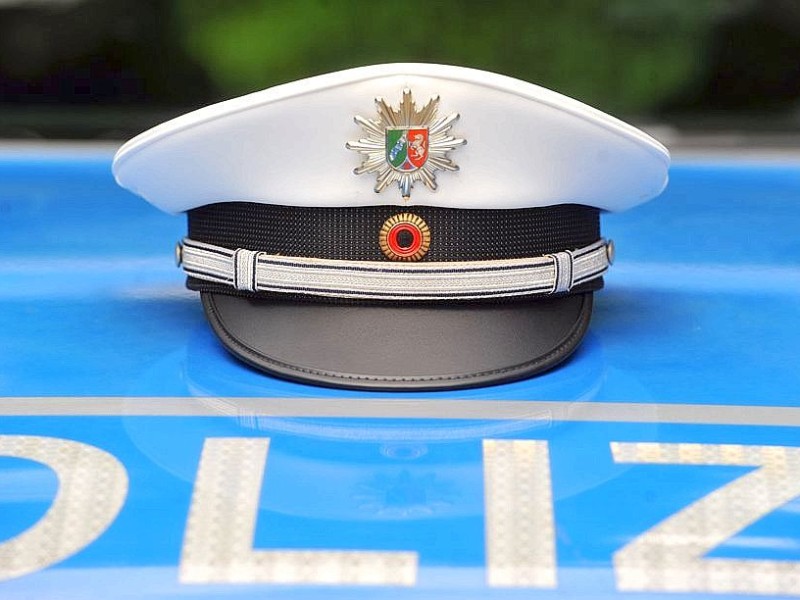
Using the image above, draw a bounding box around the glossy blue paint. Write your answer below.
[1,150,800,599]
[1,151,798,402]
[0,417,799,599]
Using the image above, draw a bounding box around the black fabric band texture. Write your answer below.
[185,202,604,303]
[188,202,600,261]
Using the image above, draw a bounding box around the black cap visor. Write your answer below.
[201,292,593,391]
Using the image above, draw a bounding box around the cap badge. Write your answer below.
[347,89,466,200]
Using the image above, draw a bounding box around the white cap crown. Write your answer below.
[113,63,669,214]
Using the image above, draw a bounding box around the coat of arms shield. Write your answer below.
[386,126,429,172]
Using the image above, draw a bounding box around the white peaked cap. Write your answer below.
[113,63,669,214]
[112,64,671,392]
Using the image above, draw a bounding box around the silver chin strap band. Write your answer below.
[177,238,613,301]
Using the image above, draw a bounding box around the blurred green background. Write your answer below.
[2,0,800,138]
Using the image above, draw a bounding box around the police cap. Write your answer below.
[113,63,669,390]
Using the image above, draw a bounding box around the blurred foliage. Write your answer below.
[5,0,800,138]
[173,0,754,115]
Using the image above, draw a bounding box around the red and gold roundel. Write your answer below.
[379,213,431,261]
